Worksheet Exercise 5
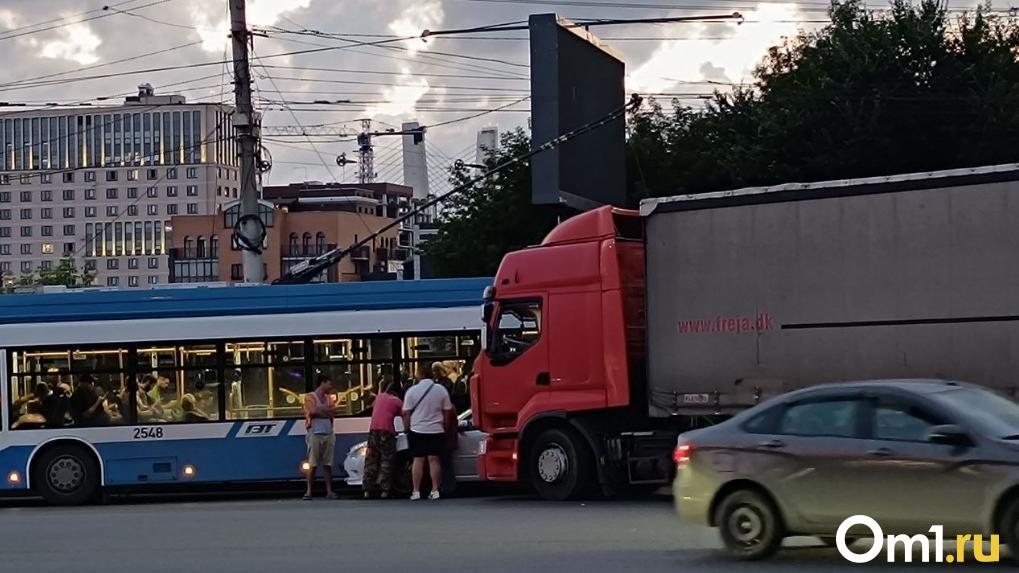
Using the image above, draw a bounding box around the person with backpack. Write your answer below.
[402,364,455,500]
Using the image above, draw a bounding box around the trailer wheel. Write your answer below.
[528,428,595,501]
[32,443,101,506]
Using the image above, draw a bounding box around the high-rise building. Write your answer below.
[0,85,238,288]
[476,126,499,166]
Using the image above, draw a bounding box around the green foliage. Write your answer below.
[420,129,561,278]
[2,256,95,293]
[629,0,1019,196]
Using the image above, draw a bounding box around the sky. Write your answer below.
[0,0,988,190]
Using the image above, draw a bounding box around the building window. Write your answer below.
[315,232,326,254]
[85,259,96,271]
[106,188,118,199]
[167,167,177,180]
[166,204,178,215]
[19,174,30,184]
[128,276,139,287]
[148,275,159,284]
[63,207,75,218]
[0,175,8,185]
[63,172,74,183]
[84,171,96,182]
[63,242,75,255]
[0,227,8,238]
[85,188,96,200]
[0,262,9,272]
[20,191,31,202]
[20,208,31,220]
[231,264,242,280]
[41,208,52,219]
[147,186,158,198]
[128,169,139,181]
[148,257,159,269]
[288,233,298,254]
[62,189,75,201]
[0,192,8,202]
[106,206,119,217]
[20,244,31,255]
[302,233,311,255]
[19,226,31,237]
[63,225,75,236]
[187,203,198,215]
[107,276,119,287]
[21,261,32,272]
[147,168,158,180]
[41,243,54,254]
[85,207,96,218]
[186,185,198,196]
[41,226,53,237]
[0,209,9,220]
[107,259,119,270]
[127,187,138,199]
[167,186,178,197]
[106,171,118,182]
[147,205,158,216]
[0,244,9,255]
[128,205,138,216]
[40,260,53,270]
[186,167,198,179]
[196,236,207,258]
[217,186,221,197]
[40,173,52,184]
[210,235,219,257]
[232,188,238,198]
[128,258,139,269]
[184,236,194,257]
[41,190,52,202]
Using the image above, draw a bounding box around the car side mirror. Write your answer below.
[927,424,971,446]
[458,419,472,432]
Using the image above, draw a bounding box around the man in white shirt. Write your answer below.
[402,365,454,500]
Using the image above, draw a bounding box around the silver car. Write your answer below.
[674,380,1019,560]
[344,410,486,489]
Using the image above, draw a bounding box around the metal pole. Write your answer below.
[229,0,264,282]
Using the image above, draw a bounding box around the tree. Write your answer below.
[420,129,562,278]
[629,0,1019,196]
[2,256,95,293]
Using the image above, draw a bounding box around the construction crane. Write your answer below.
[261,121,424,184]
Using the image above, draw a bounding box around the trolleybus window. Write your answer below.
[226,340,307,420]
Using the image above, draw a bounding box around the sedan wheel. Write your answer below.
[716,489,784,560]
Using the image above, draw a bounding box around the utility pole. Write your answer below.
[229,0,264,282]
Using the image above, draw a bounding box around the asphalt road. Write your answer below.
[0,490,996,572]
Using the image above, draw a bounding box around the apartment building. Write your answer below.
[0,85,239,288]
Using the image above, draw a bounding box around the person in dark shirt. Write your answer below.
[39,381,69,428]
[70,375,109,427]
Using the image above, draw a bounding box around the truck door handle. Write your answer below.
[536,372,550,386]
[758,439,785,449]
[867,447,893,457]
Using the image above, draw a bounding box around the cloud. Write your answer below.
[389,0,444,56]
[40,22,102,65]
[365,70,430,118]
[627,3,801,93]
[191,0,311,53]
[0,8,20,29]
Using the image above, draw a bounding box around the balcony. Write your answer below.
[349,245,370,261]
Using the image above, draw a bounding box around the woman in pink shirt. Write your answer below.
[363,382,404,499]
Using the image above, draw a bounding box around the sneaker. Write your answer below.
[410,491,421,500]
[428,490,440,500]
[326,492,339,500]
[301,493,312,501]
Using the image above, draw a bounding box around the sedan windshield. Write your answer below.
[930,387,1019,438]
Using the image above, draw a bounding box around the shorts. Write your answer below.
[306,432,336,467]
[408,431,445,457]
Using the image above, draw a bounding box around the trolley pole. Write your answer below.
[229,0,264,282]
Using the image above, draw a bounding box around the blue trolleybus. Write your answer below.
[0,278,487,504]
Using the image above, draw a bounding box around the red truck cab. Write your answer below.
[470,206,651,500]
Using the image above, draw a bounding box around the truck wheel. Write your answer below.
[32,444,101,506]
[529,428,595,501]
[715,489,784,560]
[393,455,413,497]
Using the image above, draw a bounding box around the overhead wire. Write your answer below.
[0,0,178,42]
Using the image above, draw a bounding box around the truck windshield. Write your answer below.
[930,387,1019,439]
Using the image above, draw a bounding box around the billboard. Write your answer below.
[529,14,626,209]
